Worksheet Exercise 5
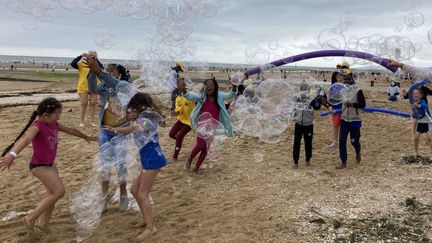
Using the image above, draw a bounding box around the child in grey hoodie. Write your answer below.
[292,84,322,169]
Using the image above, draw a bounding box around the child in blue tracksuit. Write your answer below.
[412,88,432,155]
[336,74,366,170]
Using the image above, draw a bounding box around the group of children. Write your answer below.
[2,54,432,241]
[0,53,239,241]
[0,54,168,240]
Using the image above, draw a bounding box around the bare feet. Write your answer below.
[22,216,34,231]
[91,123,97,127]
[79,123,85,128]
[136,227,157,241]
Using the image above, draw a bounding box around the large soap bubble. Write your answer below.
[327,83,356,106]
[115,82,138,109]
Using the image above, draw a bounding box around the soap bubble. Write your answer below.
[317,28,346,50]
[196,112,226,140]
[254,153,264,163]
[244,44,270,64]
[115,82,138,109]
[327,83,356,106]
[208,135,228,161]
[267,40,279,50]
[94,30,117,49]
[393,24,403,33]
[428,29,432,45]
[404,11,424,28]
[230,72,245,85]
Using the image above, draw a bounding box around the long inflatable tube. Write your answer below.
[244,50,398,77]
[407,79,430,119]
[320,107,411,118]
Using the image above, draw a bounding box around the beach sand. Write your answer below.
[1,77,432,242]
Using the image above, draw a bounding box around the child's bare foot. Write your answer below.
[91,123,97,127]
[136,227,157,241]
[22,216,34,231]
[79,123,85,128]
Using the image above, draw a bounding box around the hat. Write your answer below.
[176,61,185,72]
[336,61,350,69]
[336,61,351,75]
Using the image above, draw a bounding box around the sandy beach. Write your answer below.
[1,70,432,243]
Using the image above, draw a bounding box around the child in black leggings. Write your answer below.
[292,84,322,169]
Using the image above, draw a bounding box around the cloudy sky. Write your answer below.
[0,0,432,67]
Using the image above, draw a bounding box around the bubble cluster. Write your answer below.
[231,78,326,143]
[4,0,228,99]
[70,111,163,242]
[316,14,421,65]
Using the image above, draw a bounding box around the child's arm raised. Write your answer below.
[0,126,39,171]
[58,124,97,143]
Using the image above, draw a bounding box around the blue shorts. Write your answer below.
[99,125,129,182]
[139,142,167,170]
[417,123,432,133]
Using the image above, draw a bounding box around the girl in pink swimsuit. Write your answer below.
[0,97,97,232]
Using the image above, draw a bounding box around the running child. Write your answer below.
[0,98,97,231]
[183,78,238,172]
